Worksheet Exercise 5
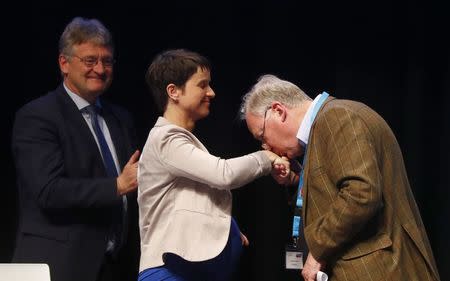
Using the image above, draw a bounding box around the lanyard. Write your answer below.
[292,92,329,239]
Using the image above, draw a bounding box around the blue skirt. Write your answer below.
[138,218,243,281]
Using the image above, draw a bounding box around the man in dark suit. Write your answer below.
[11,17,140,281]
[240,74,441,281]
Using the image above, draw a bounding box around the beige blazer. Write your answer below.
[302,98,440,280]
[138,117,272,271]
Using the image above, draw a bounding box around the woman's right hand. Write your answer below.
[262,151,299,186]
[263,151,291,183]
[272,156,293,185]
[273,156,290,177]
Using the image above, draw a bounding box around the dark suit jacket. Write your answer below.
[12,84,140,281]
[302,97,440,280]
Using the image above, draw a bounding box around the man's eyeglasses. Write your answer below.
[260,107,271,149]
[71,55,115,68]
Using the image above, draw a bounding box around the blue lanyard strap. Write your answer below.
[292,92,329,238]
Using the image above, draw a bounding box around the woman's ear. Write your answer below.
[166,84,179,101]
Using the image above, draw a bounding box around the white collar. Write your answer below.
[296,93,323,146]
[63,83,101,110]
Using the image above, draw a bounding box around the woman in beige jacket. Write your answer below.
[137,49,288,281]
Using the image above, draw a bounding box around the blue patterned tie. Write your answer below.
[86,105,118,177]
[86,105,124,255]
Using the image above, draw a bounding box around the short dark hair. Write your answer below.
[145,49,211,113]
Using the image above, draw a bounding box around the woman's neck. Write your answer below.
[163,107,195,131]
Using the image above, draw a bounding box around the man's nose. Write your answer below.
[93,61,107,73]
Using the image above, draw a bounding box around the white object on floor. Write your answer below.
[317,270,328,281]
[0,263,51,281]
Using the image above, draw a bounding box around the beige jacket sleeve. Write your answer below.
[158,125,272,190]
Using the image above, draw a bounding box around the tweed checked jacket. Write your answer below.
[302,97,440,281]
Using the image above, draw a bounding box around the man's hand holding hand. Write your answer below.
[117,150,140,196]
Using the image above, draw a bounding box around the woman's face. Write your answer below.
[178,67,215,121]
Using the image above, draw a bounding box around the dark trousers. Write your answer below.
[96,255,122,281]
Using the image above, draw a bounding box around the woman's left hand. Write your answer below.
[240,232,249,246]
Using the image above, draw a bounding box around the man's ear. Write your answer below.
[271,101,287,122]
[58,55,69,76]
[166,84,179,101]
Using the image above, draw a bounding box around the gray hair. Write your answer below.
[239,74,311,119]
[59,17,114,56]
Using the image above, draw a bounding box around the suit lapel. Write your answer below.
[302,151,311,226]
[101,102,137,215]
[55,85,132,180]
[55,85,105,167]
[101,103,127,168]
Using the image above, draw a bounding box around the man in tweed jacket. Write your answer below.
[240,74,440,281]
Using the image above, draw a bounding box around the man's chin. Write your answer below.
[87,85,108,95]
[88,79,110,89]
[287,151,302,159]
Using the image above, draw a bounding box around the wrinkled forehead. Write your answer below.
[71,42,113,55]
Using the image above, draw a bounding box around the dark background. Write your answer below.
[2,1,449,280]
